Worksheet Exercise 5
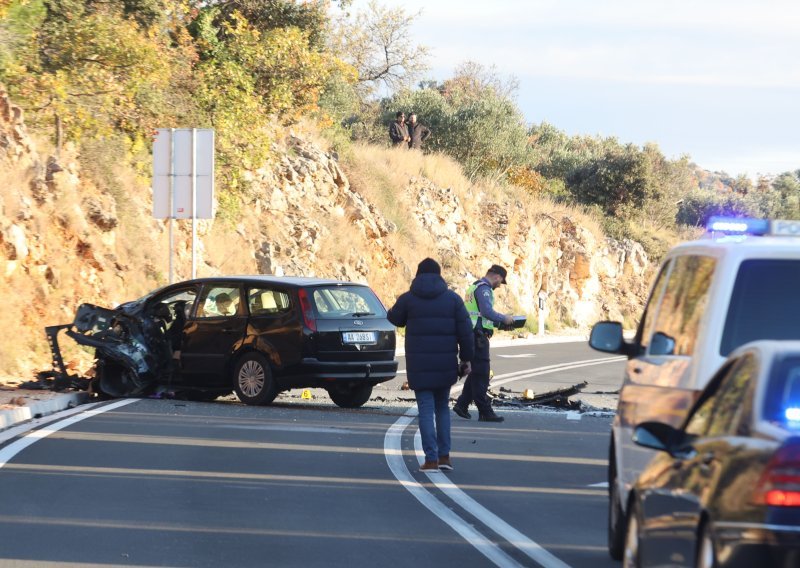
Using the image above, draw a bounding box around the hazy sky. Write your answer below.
[345,0,800,178]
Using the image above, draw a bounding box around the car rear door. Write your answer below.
[180,283,248,386]
[245,285,303,371]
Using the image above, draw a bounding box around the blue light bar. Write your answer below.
[706,216,770,236]
[786,407,800,421]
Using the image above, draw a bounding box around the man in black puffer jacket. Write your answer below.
[387,258,474,472]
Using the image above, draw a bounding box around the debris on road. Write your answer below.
[490,381,589,411]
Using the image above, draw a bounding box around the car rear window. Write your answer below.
[310,286,386,318]
[720,260,800,356]
[762,355,800,427]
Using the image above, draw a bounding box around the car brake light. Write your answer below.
[753,438,800,507]
[297,289,317,332]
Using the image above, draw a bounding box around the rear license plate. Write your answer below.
[342,331,376,344]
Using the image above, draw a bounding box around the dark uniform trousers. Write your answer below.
[455,331,492,415]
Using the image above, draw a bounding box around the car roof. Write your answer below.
[667,234,800,259]
[176,275,369,288]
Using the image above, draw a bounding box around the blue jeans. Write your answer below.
[415,386,452,462]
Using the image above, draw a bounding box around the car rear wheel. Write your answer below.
[696,521,718,568]
[326,384,372,408]
[622,499,641,568]
[233,353,278,405]
[608,444,626,560]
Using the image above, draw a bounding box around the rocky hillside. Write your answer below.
[0,85,650,380]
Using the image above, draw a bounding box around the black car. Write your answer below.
[51,276,398,407]
[624,340,800,567]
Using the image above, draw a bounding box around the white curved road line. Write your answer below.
[0,399,137,469]
[385,357,623,568]
[413,431,571,568]
[385,410,525,567]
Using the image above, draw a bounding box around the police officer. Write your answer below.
[453,265,514,422]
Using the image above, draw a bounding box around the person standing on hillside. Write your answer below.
[387,258,474,472]
[406,113,431,149]
[389,111,410,147]
[453,265,514,423]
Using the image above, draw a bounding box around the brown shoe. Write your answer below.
[419,460,439,472]
[438,455,453,471]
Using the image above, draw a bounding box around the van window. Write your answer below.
[647,255,716,356]
[720,260,800,356]
[637,262,671,353]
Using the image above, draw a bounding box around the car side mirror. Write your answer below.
[589,321,624,353]
[650,331,676,356]
[633,421,696,459]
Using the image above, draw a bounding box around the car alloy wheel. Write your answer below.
[623,501,640,568]
[233,353,278,405]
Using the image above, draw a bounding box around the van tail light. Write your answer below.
[752,438,800,507]
[297,289,317,332]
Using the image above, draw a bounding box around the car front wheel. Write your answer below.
[696,521,718,568]
[608,444,626,560]
[233,353,278,405]
[623,499,641,568]
[326,384,372,408]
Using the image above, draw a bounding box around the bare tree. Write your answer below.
[330,0,429,98]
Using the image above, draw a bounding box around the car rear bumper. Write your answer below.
[279,358,399,387]
[715,522,800,567]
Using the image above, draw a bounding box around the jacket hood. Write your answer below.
[410,273,448,299]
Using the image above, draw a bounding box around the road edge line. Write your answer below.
[0,399,138,469]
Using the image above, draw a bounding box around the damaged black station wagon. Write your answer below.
[49,277,398,407]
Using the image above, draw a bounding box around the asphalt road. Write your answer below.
[0,340,625,568]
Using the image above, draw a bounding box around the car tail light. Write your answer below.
[753,438,800,507]
[297,289,317,332]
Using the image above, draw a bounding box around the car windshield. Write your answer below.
[762,355,800,428]
[720,260,800,356]
[311,286,386,318]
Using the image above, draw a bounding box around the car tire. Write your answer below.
[622,498,641,568]
[233,353,278,406]
[326,384,372,408]
[696,520,718,568]
[608,443,626,560]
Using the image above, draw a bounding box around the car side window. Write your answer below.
[198,286,242,318]
[646,255,716,356]
[248,288,291,316]
[637,262,671,353]
[150,287,197,323]
[685,355,755,437]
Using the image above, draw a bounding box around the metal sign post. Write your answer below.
[152,128,215,283]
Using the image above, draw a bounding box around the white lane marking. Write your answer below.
[414,432,571,568]
[566,412,582,421]
[386,357,623,567]
[0,399,137,469]
[384,408,524,568]
[588,482,609,488]
[490,357,626,389]
[497,354,538,358]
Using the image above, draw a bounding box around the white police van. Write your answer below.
[589,216,800,560]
